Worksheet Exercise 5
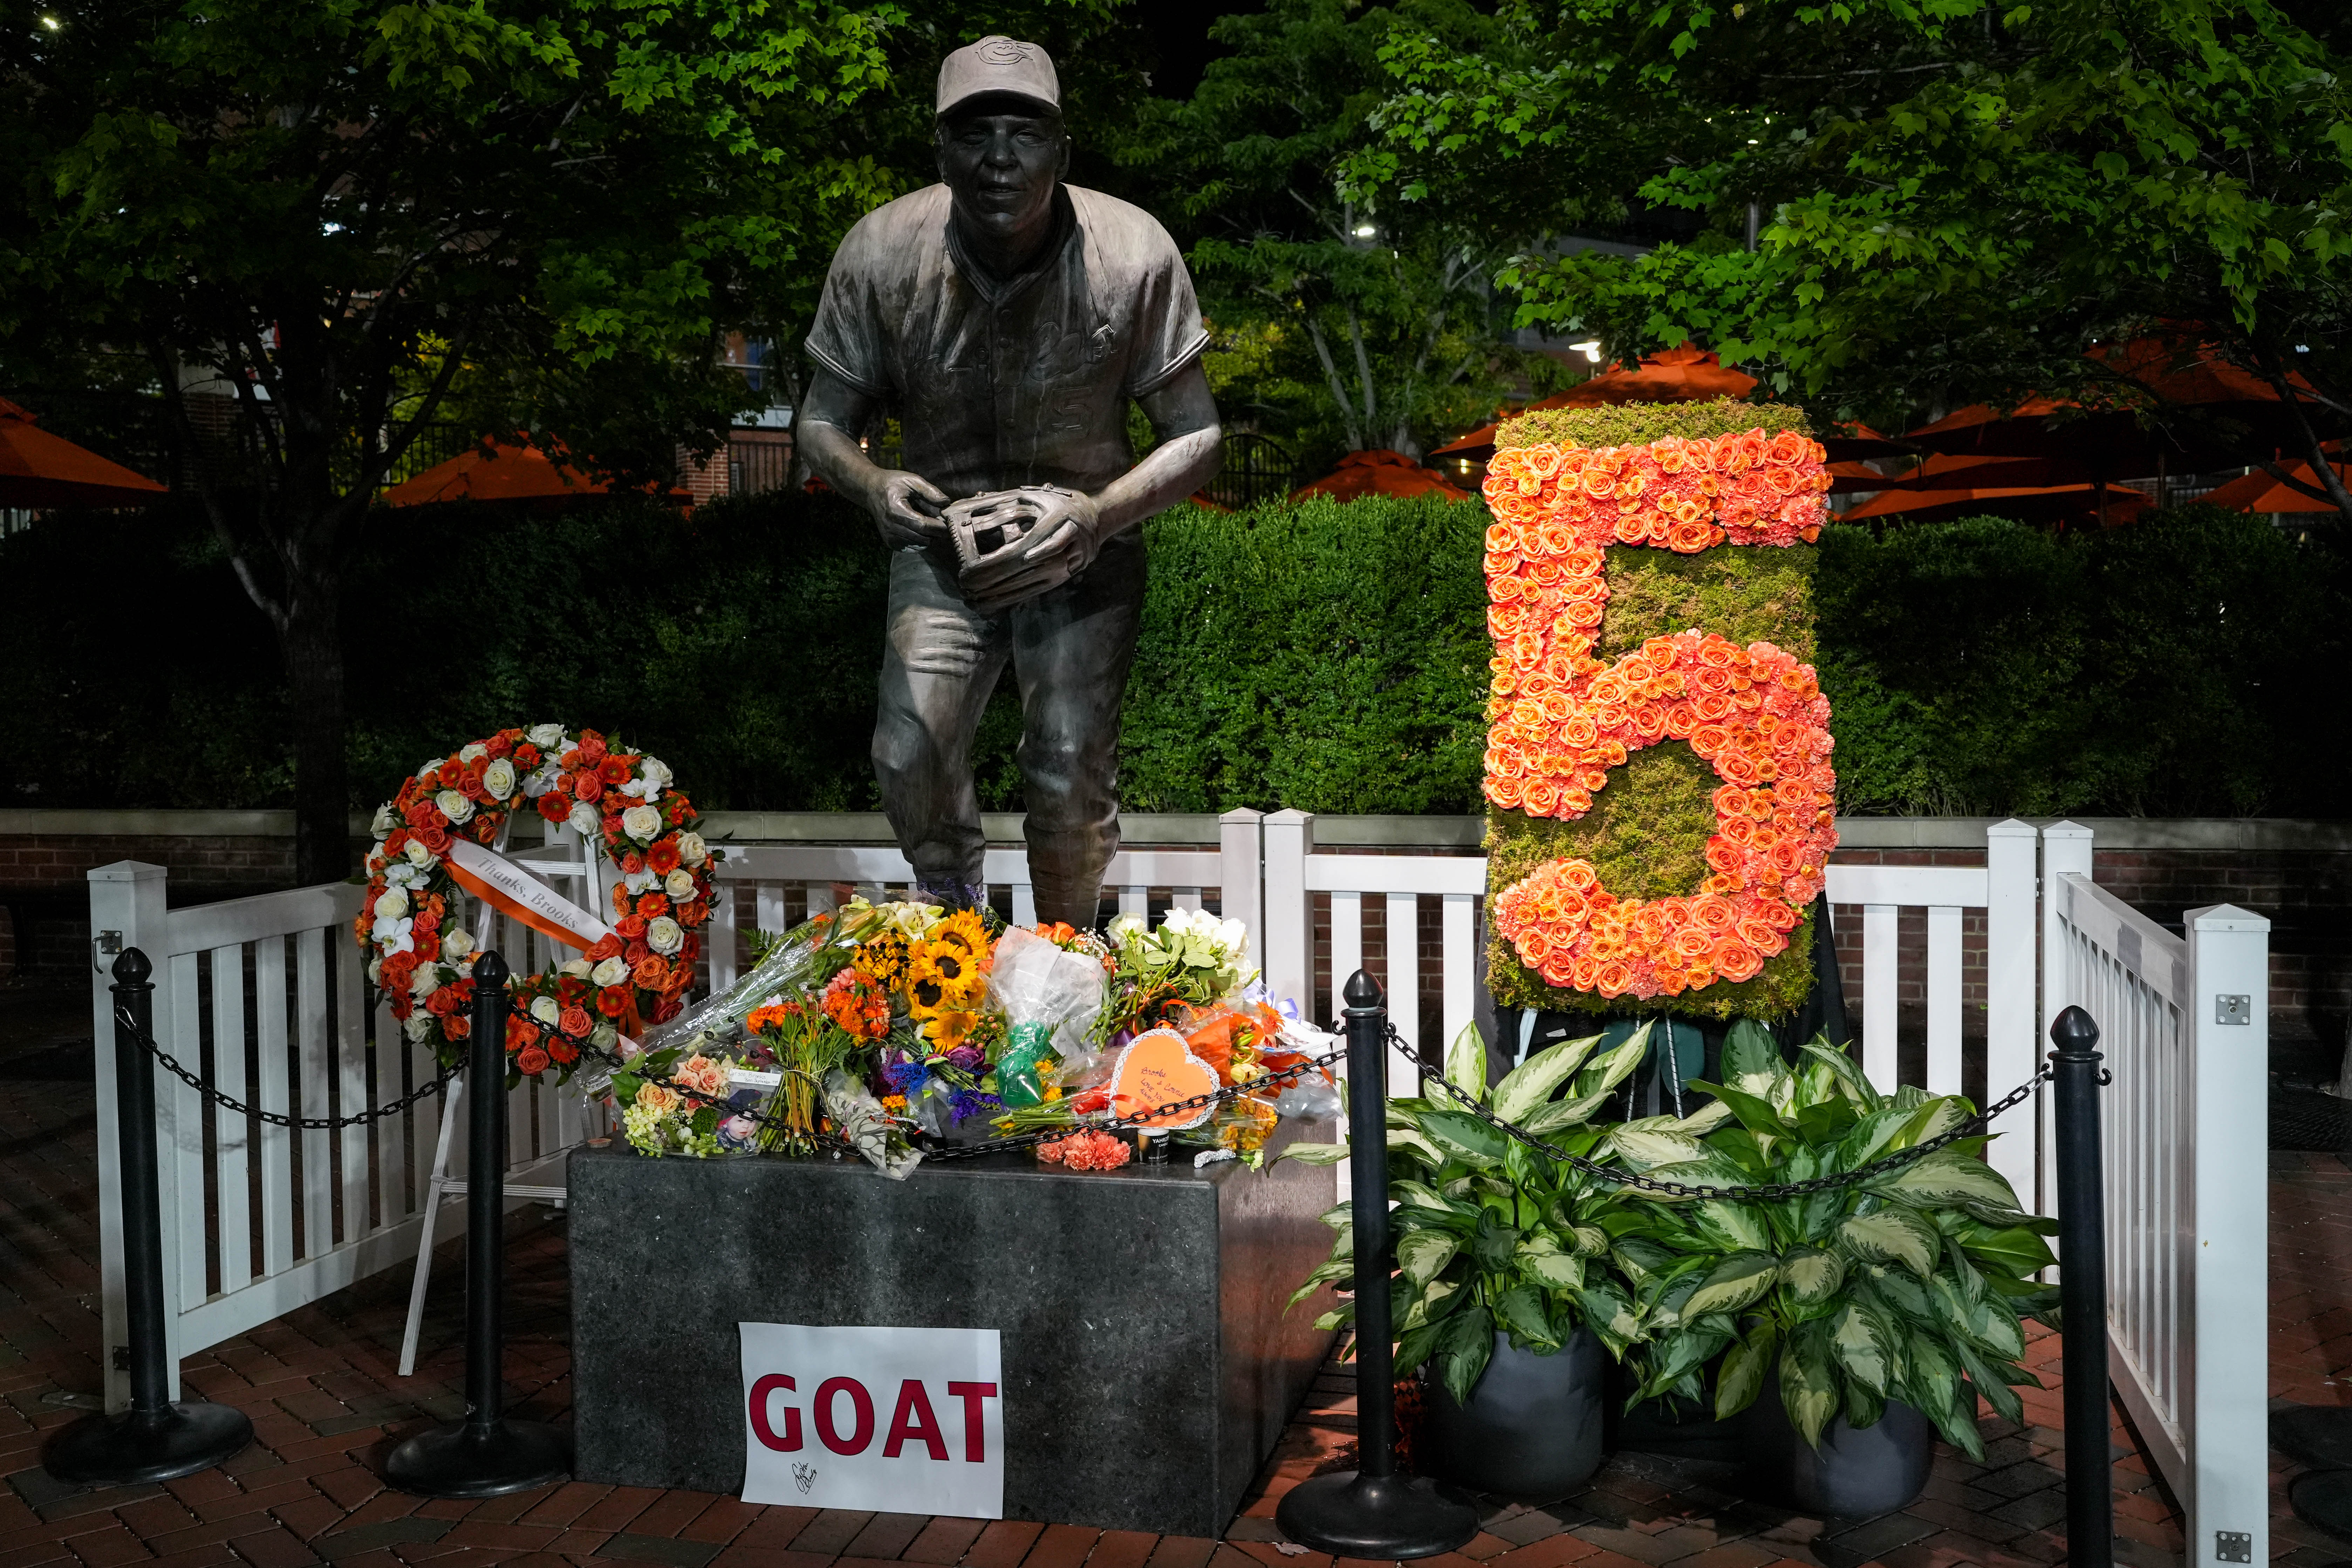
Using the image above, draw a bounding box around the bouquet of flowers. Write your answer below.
[1094,906,1258,1047]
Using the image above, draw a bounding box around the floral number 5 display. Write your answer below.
[1481,409,1837,1011]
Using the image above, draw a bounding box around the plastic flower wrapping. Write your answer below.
[592,902,1338,1178]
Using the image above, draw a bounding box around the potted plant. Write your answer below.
[1605,1022,2060,1515]
[1286,1021,1729,1497]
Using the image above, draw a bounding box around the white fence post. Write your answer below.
[2186,903,2270,1568]
[89,861,173,1413]
[1262,809,1312,1015]
[1218,808,1263,949]
[1861,901,1898,1088]
[1984,820,2039,1208]
[2043,821,2094,1217]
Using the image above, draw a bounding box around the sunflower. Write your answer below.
[905,939,985,1014]
[935,908,991,960]
[925,1008,981,1051]
[853,931,911,987]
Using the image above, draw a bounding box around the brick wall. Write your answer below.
[0,831,295,978]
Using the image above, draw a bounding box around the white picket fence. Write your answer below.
[2044,825,2270,1568]
[89,811,2269,1545]
[87,861,596,1412]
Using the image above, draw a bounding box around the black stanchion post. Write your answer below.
[46,949,255,1485]
[386,952,570,1497]
[2050,1005,2114,1568]
[1277,971,1477,1559]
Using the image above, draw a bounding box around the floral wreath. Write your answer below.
[1480,429,1837,1001]
[354,725,718,1078]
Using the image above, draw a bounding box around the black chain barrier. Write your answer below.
[576,1033,1348,1161]
[112,1005,458,1130]
[111,995,2050,1189]
[1397,1020,2055,1201]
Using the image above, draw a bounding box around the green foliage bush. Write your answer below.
[1816,507,2344,817]
[0,494,2340,823]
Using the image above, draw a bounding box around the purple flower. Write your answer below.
[948,1089,1002,1125]
[945,1045,985,1073]
[884,1061,929,1096]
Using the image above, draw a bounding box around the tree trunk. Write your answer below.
[280,566,351,886]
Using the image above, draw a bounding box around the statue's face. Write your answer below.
[937,104,1067,242]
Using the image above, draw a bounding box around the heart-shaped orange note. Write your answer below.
[1108,1027,1220,1130]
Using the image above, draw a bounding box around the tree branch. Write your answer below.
[1302,310,1365,451]
[151,344,288,634]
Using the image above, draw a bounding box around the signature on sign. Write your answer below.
[792,1463,816,1495]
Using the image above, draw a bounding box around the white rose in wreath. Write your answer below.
[436,788,474,824]
[459,742,488,763]
[664,868,696,900]
[676,830,707,867]
[591,957,630,988]
[527,723,565,750]
[568,801,602,838]
[482,758,517,800]
[404,1013,435,1042]
[374,888,409,920]
[624,758,672,800]
[531,995,561,1026]
[620,803,662,842]
[442,928,474,958]
[646,916,684,957]
[560,958,592,979]
[403,838,434,868]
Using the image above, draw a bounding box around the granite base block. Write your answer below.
[568,1122,1339,1536]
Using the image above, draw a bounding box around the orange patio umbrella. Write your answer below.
[382,435,689,510]
[2195,460,2351,514]
[1905,335,2322,477]
[1840,451,2154,526]
[1290,449,1469,503]
[0,398,169,508]
[1430,344,1761,461]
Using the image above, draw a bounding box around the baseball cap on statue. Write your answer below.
[936,35,1060,119]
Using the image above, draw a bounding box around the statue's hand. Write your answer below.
[959,487,1103,613]
[869,470,952,551]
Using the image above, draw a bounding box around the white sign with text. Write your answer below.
[738,1323,1004,1517]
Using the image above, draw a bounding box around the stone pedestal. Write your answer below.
[567,1123,1338,1536]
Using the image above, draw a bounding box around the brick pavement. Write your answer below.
[11,974,2349,1568]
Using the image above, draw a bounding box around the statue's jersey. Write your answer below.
[805,184,1209,500]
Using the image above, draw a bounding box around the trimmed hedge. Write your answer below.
[0,492,2340,822]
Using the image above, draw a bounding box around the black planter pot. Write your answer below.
[1419,1330,1607,1498]
[1741,1373,1934,1516]
[1604,1356,1745,1464]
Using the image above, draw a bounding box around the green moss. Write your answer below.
[1497,397,1812,454]
[1593,544,1817,663]
[1482,467,1826,1021]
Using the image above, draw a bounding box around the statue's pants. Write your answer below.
[872,532,1145,927]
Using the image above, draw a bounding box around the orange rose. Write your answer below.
[1715,943,1763,982]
